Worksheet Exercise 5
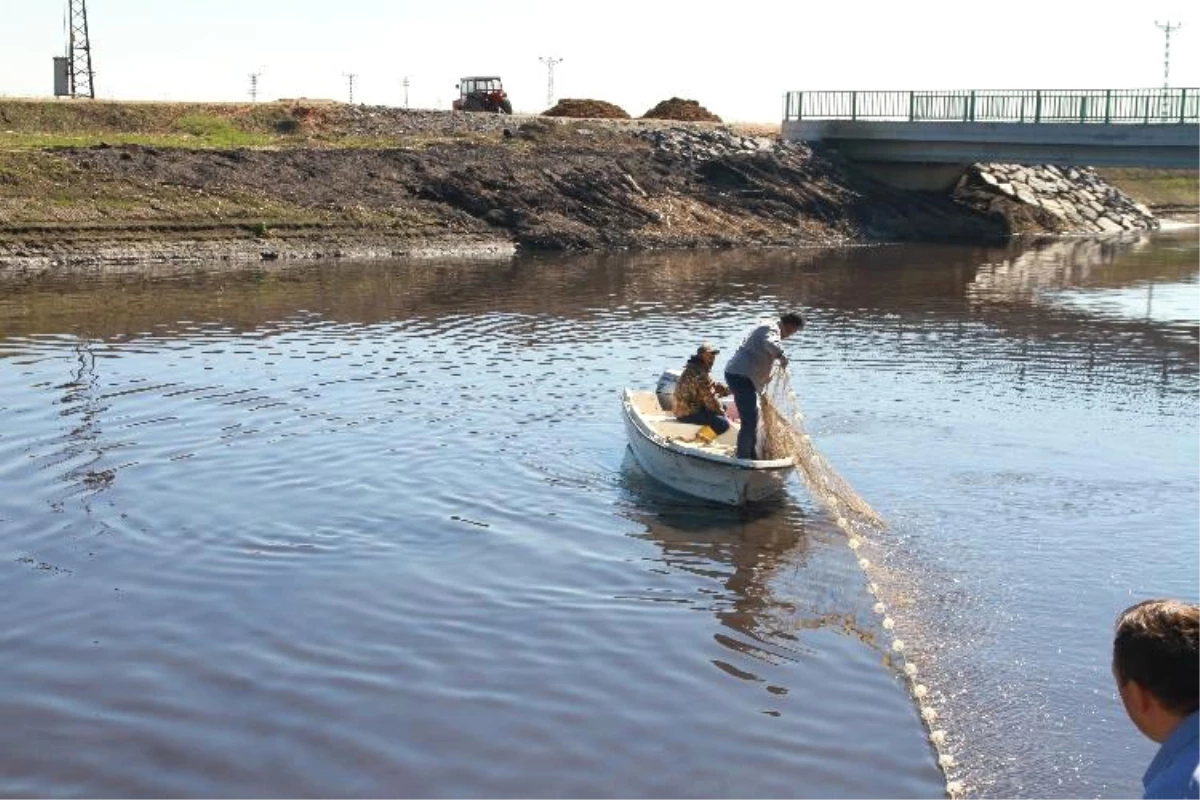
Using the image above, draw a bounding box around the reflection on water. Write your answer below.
[1,228,1197,798]
[618,454,811,645]
[968,232,1200,333]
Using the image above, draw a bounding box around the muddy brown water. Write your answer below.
[1,229,1196,798]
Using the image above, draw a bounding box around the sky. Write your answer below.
[3,0,1199,123]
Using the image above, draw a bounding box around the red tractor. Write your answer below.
[452,76,513,114]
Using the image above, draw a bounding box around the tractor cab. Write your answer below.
[452,76,512,114]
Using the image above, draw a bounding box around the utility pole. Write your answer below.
[249,70,263,102]
[64,0,95,98]
[1155,20,1181,89]
[344,72,357,104]
[539,56,562,108]
[402,76,410,109]
[1155,21,1181,118]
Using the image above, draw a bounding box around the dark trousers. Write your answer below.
[724,372,758,459]
[677,408,730,435]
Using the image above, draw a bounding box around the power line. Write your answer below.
[539,56,563,108]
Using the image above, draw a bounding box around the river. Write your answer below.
[1,228,1196,798]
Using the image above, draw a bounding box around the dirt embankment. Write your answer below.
[0,99,1190,270]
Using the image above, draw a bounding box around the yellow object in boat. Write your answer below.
[696,425,718,443]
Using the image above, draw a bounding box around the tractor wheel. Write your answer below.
[500,100,513,114]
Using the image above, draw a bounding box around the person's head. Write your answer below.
[695,342,719,368]
[779,311,805,339]
[1113,599,1199,742]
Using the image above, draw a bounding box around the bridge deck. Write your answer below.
[781,89,1200,173]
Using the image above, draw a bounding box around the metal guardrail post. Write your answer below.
[968,91,976,122]
[1104,90,1111,123]
[1080,96,1088,123]
[1034,90,1042,123]
[909,92,915,122]
[850,91,857,121]
[1181,89,1188,124]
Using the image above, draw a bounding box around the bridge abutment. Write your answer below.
[849,162,970,191]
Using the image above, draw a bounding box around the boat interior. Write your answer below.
[625,390,740,457]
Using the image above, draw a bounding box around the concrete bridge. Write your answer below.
[782,89,1200,189]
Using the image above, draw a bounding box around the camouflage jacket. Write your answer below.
[673,356,726,418]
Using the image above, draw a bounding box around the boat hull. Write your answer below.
[622,389,792,506]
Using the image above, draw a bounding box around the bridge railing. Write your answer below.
[783,89,1200,124]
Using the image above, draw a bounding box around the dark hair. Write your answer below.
[1113,599,1200,715]
[780,311,804,328]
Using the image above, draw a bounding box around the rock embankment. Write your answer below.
[632,126,779,159]
[958,164,1158,233]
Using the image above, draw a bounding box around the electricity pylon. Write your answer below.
[1155,21,1181,118]
[1155,20,1181,89]
[539,56,562,108]
[65,0,95,98]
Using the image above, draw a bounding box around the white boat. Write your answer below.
[621,373,795,506]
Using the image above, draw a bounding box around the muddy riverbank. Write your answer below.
[0,100,1192,272]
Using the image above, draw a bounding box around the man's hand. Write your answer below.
[715,382,729,396]
[778,355,789,369]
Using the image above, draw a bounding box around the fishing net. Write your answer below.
[760,367,886,529]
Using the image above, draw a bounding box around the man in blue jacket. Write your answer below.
[723,311,804,460]
[1113,598,1200,799]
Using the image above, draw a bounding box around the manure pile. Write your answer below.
[641,98,722,122]
[543,99,631,118]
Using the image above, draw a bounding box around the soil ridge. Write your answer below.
[0,101,1187,272]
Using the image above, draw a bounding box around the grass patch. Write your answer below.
[0,131,280,150]
[1096,168,1199,209]
[173,114,268,147]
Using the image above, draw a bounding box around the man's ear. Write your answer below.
[1127,679,1156,716]
[1123,678,1180,742]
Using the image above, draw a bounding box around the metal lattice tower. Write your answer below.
[539,56,562,108]
[345,72,357,104]
[249,71,262,102]
[65,0,95,98]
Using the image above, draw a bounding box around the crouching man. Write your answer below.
[673,343,731,435]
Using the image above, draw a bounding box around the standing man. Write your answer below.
[1113,598,1199,799]
[673,343,731,435]
[723,311,804,460]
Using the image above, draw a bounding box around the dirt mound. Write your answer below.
[543,99,630,119]
[641,98,722,123]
